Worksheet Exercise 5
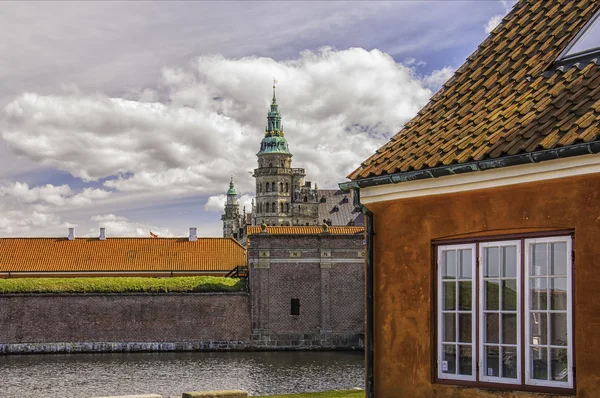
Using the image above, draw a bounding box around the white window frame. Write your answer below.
[524,236,574,389]
[436,235,574,390]
[478,240,522,384]
[437,243,477,382]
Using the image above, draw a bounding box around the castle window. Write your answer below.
[280,202,284,212]
[286,203,289,213]
[303,196,308,202]
[271,182,276,192]
[266,183,270,192]
[285,183,289,192]
[259,183,262,193]
[272,202,276,213]
[280,182,283,192]
[291,299,300,316]
[269,163,273,168]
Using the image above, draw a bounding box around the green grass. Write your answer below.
[257,390,364,398]
[0,276,246,294]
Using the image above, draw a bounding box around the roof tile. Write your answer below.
[0,238,246,273]
[349,0,600,181]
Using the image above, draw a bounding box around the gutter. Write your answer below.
[340,141,600,190]
[351,188,374,398]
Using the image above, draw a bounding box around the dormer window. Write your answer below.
[559,10,600,62]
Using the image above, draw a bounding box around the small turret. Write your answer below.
[226,177,238,205]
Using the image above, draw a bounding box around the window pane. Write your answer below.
[485,313,499,344]
[443,313,456,342]
[502,246,517,278]
[530,312,548,345]
[458,314,472,343]
[531,243,548,276]
[550,243,568,276]
[530,278,548,310]
[485,346,500,377]
[550,278,568,310]
[550,313,568,346]
[502,279,517,311]
[459,345,473,375]
[443,250,456,279]
[550,348,569,382]
[502,346,518,378]
[485,247,499,277]
[502,314,517,345]
[531,347,548,380]
[458,249,472,279]
[458,281,472,310]
[443,282,456,310]
[485,280,500,310]
[442,344,456,374]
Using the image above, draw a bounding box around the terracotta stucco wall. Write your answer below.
[367,172,600,398]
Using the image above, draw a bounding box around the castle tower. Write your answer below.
[252,83,319,226]
[221,177,241,238]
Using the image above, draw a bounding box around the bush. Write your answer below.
[0,276,246,294]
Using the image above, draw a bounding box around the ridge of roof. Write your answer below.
[349,0,600,181]
[246,225,364,236]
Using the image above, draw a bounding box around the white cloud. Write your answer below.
[1,47,432,196]
[87,213,179,238]
[204,194,254,213]
[485,14,504,34]
[0,182,111,207]
[484,0,517,34]
[422,66,456,91]
[0,205,61,235]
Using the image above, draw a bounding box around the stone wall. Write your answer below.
[0,288,363,353]
[0,292,250,353]
[248,233,365,349]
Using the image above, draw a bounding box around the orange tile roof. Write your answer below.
[0,238,246,272]
[246,226,364,236]
[349,0,600,180]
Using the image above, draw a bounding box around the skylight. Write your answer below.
[561,10,600,61]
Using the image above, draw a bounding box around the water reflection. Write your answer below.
[0,351,364,398]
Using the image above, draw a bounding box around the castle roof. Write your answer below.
[317,189,364,226]
[246,225,364,236]
[348,0,600,182]
[0,237,246,273]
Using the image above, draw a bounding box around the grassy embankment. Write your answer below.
[260,391,363,398]
[0,276,245,294]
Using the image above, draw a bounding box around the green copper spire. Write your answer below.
[266,80,283,135]
[227,177,238,196]
[258,80,290,155]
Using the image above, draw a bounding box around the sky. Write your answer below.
[0,0,516,238]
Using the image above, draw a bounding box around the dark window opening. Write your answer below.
[280,182,284,192]
[291,298,300,316]
[285,182,289,192]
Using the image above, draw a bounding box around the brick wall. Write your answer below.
[248,233,365,348]
[0,292,250,347]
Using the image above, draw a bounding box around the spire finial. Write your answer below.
[272,78,277,103]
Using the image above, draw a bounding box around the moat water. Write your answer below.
[0,351,364,398]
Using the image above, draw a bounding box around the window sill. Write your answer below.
[433,379,575,396]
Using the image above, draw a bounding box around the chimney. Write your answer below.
[99,228,106,241]
[68,228,75,241]
[189,227,197,242]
